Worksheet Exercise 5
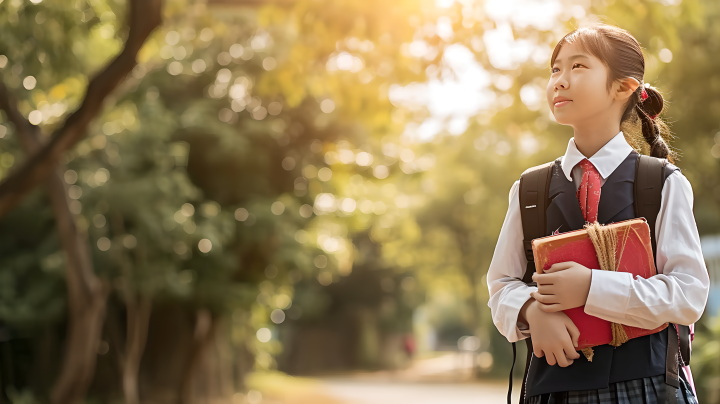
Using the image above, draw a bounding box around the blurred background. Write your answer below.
[0,0,719,403]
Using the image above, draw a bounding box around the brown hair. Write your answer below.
[550,23,676,163]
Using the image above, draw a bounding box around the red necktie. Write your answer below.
[576,158,601,223]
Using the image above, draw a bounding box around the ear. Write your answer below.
[614,77,640,102]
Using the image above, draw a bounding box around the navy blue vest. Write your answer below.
[526,150,680,397]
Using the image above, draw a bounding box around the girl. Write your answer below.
[487,23,710,403]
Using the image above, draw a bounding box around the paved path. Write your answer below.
[314,352,522,404]
[319,378,520,404]
[253,353,522,404]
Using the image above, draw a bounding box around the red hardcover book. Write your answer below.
[531,218,668,350]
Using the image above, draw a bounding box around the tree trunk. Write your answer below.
[110,212,153,404]
[49,277,108,404]
[9,107,109,404]
[122,296,152,404]
[46,163,109,403]
[213,321,235,400]
[179,309,217,404]
[0,0,162,397]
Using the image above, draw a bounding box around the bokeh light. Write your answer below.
[256,328,271,343]
[97,237,111,251]
[198,238,212,253]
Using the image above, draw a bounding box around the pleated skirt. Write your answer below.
[526,374,698,404]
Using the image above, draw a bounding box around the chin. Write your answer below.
[551,113,573,125]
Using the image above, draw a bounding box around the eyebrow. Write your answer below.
[553,54,590,65]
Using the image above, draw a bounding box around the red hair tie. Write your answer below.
[640,87,649,101]
[640,86,657,118]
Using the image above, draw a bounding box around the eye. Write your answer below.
[572,63,584,69]
[551,67,559,73]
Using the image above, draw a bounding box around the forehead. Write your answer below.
[553,42,595,64]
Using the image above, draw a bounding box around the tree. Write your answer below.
[0,0,160,402]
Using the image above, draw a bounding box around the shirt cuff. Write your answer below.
[503,285,537,341]
[518,320,531,338]
[584,269,633,321]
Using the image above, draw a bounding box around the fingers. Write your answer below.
[534,346,545,358]
[554,350,573,367]
[530,291,564,311]
[545,262,575,273]
[538,347,576,367]
[545,351,556,366]
[532,272,557,285]
[531,292,558,305]
[536,283,556,295]
[537,302,564,313]
[561,338,580,361]
[566,320,581,348]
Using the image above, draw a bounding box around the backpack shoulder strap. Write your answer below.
[519,160,556,284]
[514,159,555,404]
[634,154,691,366]
[634,154,667,262]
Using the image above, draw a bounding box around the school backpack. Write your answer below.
[511,154,692,404]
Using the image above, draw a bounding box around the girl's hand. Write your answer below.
[524,300,581,367]
[531,261,592,312]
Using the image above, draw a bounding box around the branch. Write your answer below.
[0,81,40,153]
[0,0,162,218]
[0,76,100,308]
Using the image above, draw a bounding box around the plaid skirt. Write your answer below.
[527,374,698,404]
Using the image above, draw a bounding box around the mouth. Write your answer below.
[554,100,572,108]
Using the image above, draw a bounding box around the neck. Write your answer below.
[571,114,621,158]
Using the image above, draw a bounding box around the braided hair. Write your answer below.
[623,83,675,163]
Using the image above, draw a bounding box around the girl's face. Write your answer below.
[546,42,615,125]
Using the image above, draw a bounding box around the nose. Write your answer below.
[554,74,569,91]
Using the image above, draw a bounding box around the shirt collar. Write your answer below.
[560,131,634,182]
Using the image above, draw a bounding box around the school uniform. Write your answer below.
[487,131,709,403]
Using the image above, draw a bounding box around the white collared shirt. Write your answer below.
[487,131,710,342]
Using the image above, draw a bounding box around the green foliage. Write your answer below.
[0,194,65,329]
[692,316,720,402]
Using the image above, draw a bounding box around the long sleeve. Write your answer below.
[487,179,538,342]
[584,170,710,329]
